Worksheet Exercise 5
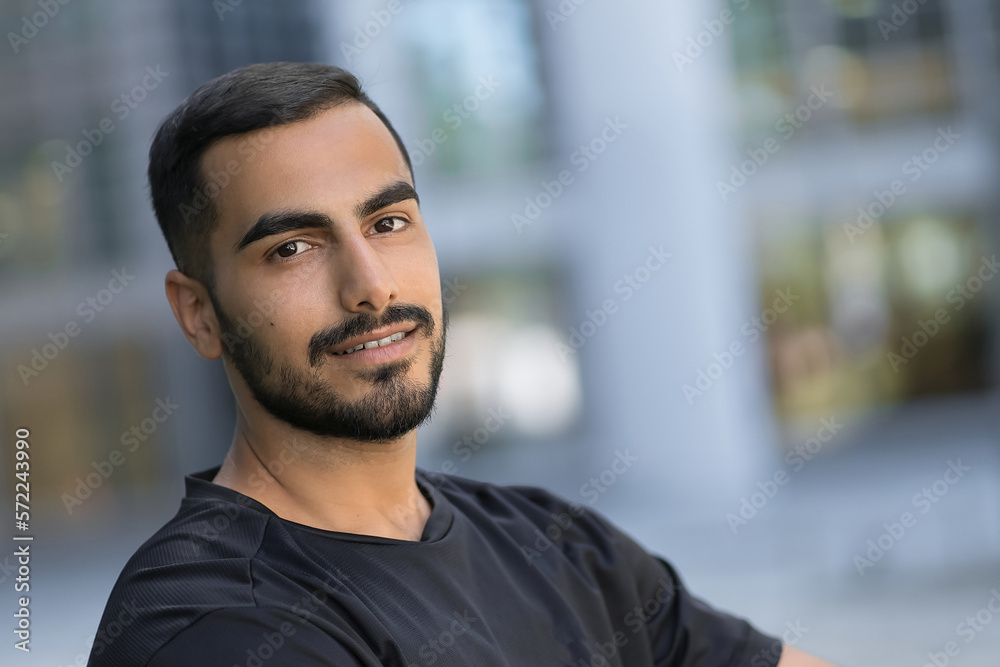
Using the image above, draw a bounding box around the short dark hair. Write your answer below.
[148,61,413,293]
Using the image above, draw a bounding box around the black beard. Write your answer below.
[214,296,448,442]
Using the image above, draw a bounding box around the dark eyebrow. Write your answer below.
[234,181,420,254]
[234,211,333,253]
[354,180,419,220]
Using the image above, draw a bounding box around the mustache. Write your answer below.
[307,303,435,367]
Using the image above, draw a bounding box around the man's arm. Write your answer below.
[777,644,838,666]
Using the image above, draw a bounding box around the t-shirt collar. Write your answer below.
[184,464,453,543]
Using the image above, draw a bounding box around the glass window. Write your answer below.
[401,0,548,175]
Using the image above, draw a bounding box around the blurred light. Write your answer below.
[441,314,503,412]
[825,227,890,351]
[896,217,964,302]
[496,325,582,437]
[434,313,582,441]
[802,45,857,110]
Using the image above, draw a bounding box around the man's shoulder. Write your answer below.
[89,495,274,664]
[122,492,272,576]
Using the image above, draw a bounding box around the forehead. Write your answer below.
[201,103,411,235]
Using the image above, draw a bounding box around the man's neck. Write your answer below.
[211,416,432,542]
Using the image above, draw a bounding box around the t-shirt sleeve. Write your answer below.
[572,501,783,667]
[146,606,372,667]
[645,555,783,667]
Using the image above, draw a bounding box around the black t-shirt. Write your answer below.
[87,466,783,666]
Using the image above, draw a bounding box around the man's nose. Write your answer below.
[333,234,399,314]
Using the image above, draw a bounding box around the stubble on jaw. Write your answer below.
[213,294,449,445]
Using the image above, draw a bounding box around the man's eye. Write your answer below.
[271,240,309,261]
[372,217,408,234]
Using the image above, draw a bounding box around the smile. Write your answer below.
[332,331,408,355]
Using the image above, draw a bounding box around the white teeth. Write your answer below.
[334,331,407,355]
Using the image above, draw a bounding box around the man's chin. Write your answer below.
[247,366,440,441]
[321,349,422,387]
[225,319,445,442]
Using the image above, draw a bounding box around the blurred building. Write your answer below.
[729,0,1000,439]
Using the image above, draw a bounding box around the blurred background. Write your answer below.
[2,0,1000,664]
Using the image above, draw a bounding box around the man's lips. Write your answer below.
[328,328,419,365]
[329,324,418,355]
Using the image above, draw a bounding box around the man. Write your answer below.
[89,62,834,666]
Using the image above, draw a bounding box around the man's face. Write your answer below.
[199,102,446,442]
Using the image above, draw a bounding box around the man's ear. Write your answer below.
[164,269,224,360]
